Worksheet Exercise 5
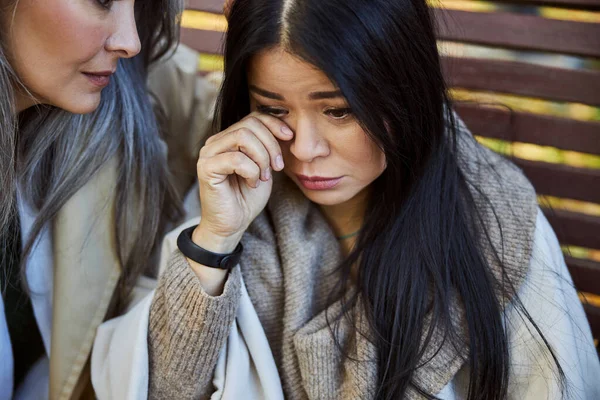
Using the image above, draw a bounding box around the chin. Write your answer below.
[300,188,356,206]
[59,93,102,114]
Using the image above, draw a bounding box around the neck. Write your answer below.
[14,90,36,114]
[319,188,369,240]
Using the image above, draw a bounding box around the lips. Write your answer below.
[83,71,114,88]
[295,174,343,190]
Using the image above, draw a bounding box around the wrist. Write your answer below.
[191,223,243,254]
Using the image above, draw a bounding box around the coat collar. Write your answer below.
[49,158,121,400]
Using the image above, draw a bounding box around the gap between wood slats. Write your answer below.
[542,208,600,249]
[455,104,600,155]
[442,57,600,107]
[180,28,225,54]
[567,256,600,295]
[186,0,224,14]
[434,9,600,58]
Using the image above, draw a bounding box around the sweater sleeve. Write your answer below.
[148,250,242,399]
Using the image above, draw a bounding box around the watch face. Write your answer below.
[221,255,236,270]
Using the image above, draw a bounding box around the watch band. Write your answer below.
[177,225,243,270]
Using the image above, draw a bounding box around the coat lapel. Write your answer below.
[49,158,122,400]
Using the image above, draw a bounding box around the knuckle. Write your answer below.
[232,152,246,167]
[234,127,252,141]
[196,159,208,178]
[199,145,209,158]
[245,116,260,126]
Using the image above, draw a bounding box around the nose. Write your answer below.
[105,1,141,58]
[289,117,330,163]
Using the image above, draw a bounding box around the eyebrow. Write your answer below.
[249,85,343,101]
[308,90,343,100]
[249,85,285,100]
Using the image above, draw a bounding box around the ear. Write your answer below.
[224,0,234,20]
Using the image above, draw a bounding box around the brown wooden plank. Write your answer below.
[515,160,600,204]
[186,0,225,14]
[443,57,600,107]
[543,208,600,250]
[185,0,600,13]
[493,0,600,9]
[566,256,600,295]
[455,103,600,155]
[434,9,600,58]
[583,304,600,339]
[180,28,225,54]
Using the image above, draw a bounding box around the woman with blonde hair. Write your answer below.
[0,0,215,398]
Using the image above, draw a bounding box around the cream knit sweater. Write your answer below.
[147,128,543,399]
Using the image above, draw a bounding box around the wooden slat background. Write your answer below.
[454,104,600,155]
[187,0,224,13]
[442,57,600,107]
[181,0,600,349]
[493,0,600,10]
[435,9,600,57]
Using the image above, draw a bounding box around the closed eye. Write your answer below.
[256,105,288,117]
[96,0,114,9]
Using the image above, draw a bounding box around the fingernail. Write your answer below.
[275,155,284,170]
[281,126,293,137]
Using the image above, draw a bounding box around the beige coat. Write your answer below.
[47,45,214,400]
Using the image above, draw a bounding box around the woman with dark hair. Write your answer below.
[0,0,217,398]
[97,0,599,398]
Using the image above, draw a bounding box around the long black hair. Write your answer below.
[217,0,563,398]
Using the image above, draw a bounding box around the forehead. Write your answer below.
[247,47,337,94]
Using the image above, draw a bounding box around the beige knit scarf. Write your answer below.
[239,121,538,398]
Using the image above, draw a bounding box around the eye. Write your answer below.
[96,0,114,9]
[256,105,288,118]
[324,108,352,120]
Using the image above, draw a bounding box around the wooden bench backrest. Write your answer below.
[181,0,600,344]
[436,0,600,340]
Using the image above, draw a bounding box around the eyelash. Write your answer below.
[325,108,353,120]
[256,105,287,117]
[96,0,114,9]
[256,105,353,120]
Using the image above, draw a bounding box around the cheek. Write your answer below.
[338,127,386,177]
[8,0,107,102]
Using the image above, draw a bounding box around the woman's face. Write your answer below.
[247,48,386,207]
[2,0,141,114]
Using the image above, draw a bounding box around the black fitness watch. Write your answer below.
[177,225,243,270]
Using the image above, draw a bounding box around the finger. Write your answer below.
[206,112,293,171]
[200,128,272,181]
[199,151,262,188]
[248,112,295,142]
[240,114,292,171]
